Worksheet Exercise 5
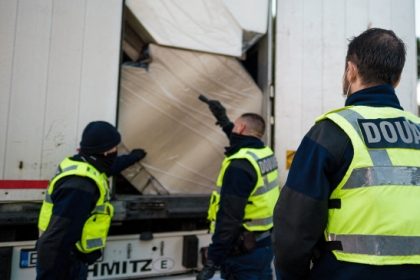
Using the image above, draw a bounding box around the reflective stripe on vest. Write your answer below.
[44,192,52,203]
[342,166,420,189]
[327,233,420,256]
[245,216,274,227]
[86,238,104,249]
[95,205,107,212]
[62,165,78,172]
[210,178,279,197]
[253,176,279,196]
[317,106,420,265]
[208,146,280,232]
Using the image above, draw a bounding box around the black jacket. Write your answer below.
[272,85,420,280]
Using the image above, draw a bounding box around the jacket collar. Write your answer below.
[225,133,264,156]
[345,84,403,110]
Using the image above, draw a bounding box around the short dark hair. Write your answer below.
[346,28,406,86]
[241,113,266,138]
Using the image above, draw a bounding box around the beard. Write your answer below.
[342,73,350,96]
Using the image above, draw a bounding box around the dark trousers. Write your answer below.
[66,258,88,280]
[221,245,274,280]
[36,258,87,280]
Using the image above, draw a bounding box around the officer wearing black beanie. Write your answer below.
[80,121,122,154]
[36,121,146,280]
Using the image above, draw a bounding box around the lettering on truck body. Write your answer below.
[87,257,175,277]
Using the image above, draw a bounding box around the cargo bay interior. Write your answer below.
[110,0,274,235]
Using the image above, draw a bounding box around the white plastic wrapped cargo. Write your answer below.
[118,44,263,195]
[125,0,269,57]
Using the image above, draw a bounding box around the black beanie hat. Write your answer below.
[80,121,121,154]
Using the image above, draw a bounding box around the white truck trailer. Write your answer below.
[0,0,416,279]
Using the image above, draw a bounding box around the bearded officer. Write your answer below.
[272,28,420,280]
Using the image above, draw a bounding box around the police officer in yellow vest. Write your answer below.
[272,28,420,280]
[197,102,280,280]
[36,121,146,280]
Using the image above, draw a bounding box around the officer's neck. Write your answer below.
[348,75,401,97]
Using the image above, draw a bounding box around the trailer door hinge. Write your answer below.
[269,85,275,98]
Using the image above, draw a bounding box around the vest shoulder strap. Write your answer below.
[49,158,107,204]
[316,106,355,123]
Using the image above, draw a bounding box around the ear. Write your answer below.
[393,75,402,88]
[347,61,357,82]
[238,123,247,135]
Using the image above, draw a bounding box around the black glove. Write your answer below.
[130,149,147,161]
[208,100,230,127]
[196,259,216,280]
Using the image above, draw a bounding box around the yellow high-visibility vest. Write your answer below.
[317,105,420,265]
[208,146,280,233]
[38,157,114,253]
